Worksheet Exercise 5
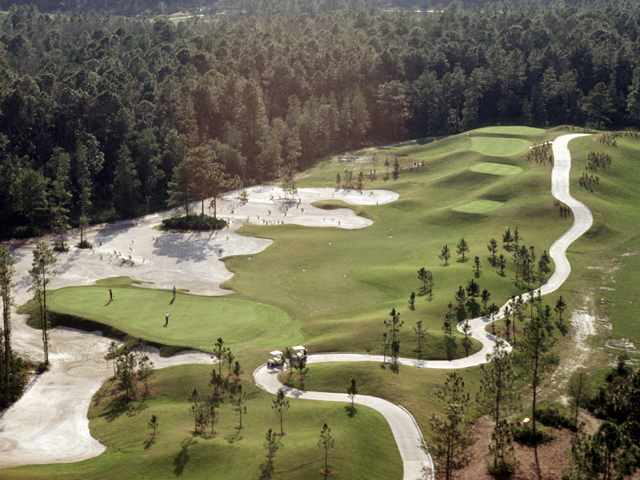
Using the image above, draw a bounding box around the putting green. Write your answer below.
[469,162,523,176]
[45,280,299,352]
[474,126,546,135]
[470,137,532,157]
[452,200,504,213]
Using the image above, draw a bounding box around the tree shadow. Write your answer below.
[345,405,357,418]
[379,363,387,370]
[259,459,274,479]
[462,337,472,357]
[389,363,400,374]
[555,320,569,336]
[445,336,458,360]
[143,434,157,450]
[474,270,481,279]
[173,437,197,476]
[225,429,244,444]
[103,398,148,422]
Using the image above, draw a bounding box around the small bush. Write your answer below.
[513,425,553,446]
[535,405,573,429]
[76,239,93,249]
[486,459,518,477]
[161,214,227,231]
[53,240,69,252]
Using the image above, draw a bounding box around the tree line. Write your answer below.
[3,2,640,238]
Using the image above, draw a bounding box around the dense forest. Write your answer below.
[1,1,640,237]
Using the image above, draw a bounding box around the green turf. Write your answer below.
[469,162,523,176]
[286,362,484,438]
[473,126,546,135]
[451,200,504,213]
[470,136,532,157]
[25,278,299,353]
[1,364,402,480]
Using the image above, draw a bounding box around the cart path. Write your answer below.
[253,134,592,480]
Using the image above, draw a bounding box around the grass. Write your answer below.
[558,133,640,354]
[0,364,402,480]
[452,200,504,214]
[16,125,620,479]
[470,136,532,157]
[473,126,546,135]
[469,162,523,176]
[284,362,483,438]
[20,277,299,354]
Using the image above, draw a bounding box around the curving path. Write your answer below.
[253,134,593,480]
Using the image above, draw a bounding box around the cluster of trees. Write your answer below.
[0,245,28,407]
[565,357,640,480]
[104,339,156,399]
[4,2,640,235]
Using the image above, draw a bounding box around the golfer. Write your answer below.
[165,313,170,327]
[109,288,113,300]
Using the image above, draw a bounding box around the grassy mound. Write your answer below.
[470,137,532,157]
[469,162,523,176]
[452,200,504,214]
[473,126,546,135]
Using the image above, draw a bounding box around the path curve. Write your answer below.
[253,134,592,480]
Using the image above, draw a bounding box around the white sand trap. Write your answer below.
[0,187,396,468]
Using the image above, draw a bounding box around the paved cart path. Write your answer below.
[254,134,592,480]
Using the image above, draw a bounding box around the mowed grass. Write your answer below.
[22,278,299,353]
[287,363,483,438]
[469,162,523,176]
[470,136,532,157]
[227,129,569,359]
[473,126,546,135]
[452,200,504,213]
[0,364,401,480]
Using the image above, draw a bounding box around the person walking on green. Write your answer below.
[164,313,170,327]
[109,289,113,301]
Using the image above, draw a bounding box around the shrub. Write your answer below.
[161,214,227,231]
[513,425,553,446]
[535,405,573,429]
[76,239,93,249]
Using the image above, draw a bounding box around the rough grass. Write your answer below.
[470,136,532,157]
[469,162,523,176]
[473,126,546,135]
[452,200,504,214]
[560,134,640,356]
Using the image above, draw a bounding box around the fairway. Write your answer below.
[473,126,546,135]
[452,200,504,213]
[469,162,522,176]
[470,136,532,157]
[45,280,299,352]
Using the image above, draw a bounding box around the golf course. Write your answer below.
[2,126,640,479]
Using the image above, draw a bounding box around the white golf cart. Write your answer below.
[267,350,284,368]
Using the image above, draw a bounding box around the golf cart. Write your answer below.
[292,345,307,366]
[267,350,284,368]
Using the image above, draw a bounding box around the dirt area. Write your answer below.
[459,415,596,480]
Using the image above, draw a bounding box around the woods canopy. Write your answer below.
[0,1,639,236]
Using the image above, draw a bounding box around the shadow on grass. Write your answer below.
[143,434,156,450]
[225,429,244,444]
[345,405,357,418]
[103,398,148,422]
[170,297,175,305]
[555,321,569,336]
[174,437,197,476]
[259,459,274,479]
